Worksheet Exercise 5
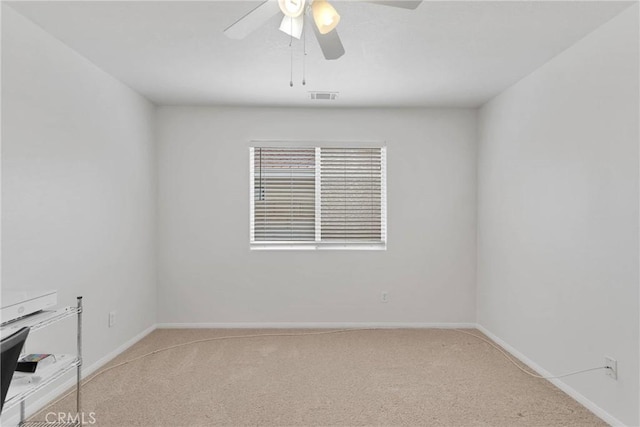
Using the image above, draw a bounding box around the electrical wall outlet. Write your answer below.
[381,292,389,303]
[604,356,617,380]
[108,311,117,328]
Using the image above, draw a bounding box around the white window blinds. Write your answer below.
[251,147,316,242]
[250,145,386,249]
[321,148,383,242]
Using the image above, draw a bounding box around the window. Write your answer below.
[250,144,386,250]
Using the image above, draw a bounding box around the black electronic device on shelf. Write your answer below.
[1,327,30,412]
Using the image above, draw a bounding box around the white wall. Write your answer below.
[477,5,639,426]
[156,107,477,326]
[1,4,157,421]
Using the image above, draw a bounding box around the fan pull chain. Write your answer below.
[302,13,307,86]
[289,23,294,87]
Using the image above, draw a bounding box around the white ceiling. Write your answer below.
[7,0,634,107]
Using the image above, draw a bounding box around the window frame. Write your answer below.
[249,141,387,251]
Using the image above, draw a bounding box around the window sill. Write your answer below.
[250,243,386,251]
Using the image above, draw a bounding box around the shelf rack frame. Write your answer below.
[1,296,83,427]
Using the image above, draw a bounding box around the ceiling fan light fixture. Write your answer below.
[278,0,306,18]
[312,0,340,35]
[279,15,304,39]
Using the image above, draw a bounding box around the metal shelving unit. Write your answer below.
[1,297,82,427]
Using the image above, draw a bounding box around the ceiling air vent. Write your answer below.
[309,91,339,101]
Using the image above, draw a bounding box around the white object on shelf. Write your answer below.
[1,290,57,325]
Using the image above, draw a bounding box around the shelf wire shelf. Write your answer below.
[19,422,80,427]
[1,307,81,338]
[3,356,80,412]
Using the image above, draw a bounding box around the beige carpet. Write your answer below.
[32,329,606,426]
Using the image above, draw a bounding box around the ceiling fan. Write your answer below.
[224,0,421,61]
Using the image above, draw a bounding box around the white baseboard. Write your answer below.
[82,324,157,378]
[2,324,157,427]
[475,324,625,427]
[157,322,477,329]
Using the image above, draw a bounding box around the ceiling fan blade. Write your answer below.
[224,0,281,40]
[312,26,345,60]
[364,0,422,9]
[279,15,304,39]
